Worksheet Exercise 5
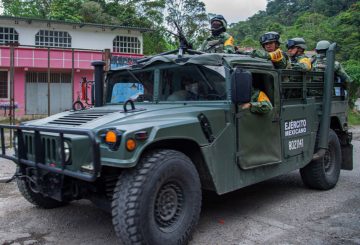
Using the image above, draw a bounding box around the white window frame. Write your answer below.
[0,27,19,44]
[35,30,72,48]
[113,35,141,54]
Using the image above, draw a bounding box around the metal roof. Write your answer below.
[0,15,152,32]
[112,53,274,71]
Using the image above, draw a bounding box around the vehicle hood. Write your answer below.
[24,103,229,134]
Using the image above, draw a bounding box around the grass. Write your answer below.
[348,109,360,125]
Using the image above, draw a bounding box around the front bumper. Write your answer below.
[0,124,100,182]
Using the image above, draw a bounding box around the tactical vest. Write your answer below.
[204,39,224,53]
[313,57,327,72]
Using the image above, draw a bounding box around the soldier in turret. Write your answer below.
[312,40,352,87]
[238,32,290,69]
[286,37,312,71]
[200,15,235,54]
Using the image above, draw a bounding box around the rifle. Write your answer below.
[169,21,205,57]
[136,21,203,64]
[173,21,193,51]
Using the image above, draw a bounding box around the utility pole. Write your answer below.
[8,42,19,147]
[47,47,51,116]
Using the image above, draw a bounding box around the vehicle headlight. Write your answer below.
[59,141,71,163]
[13,134,18,152]
[64,141,71,163]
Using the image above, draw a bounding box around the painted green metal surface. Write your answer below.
[16,51,351,195]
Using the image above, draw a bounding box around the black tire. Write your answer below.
[111,149,202,245]
[72,101,84,111]
[17,177,68,209]
[300,129,342,190]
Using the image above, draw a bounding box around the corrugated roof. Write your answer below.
[0,15,152,32]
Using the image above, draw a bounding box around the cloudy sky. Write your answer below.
[202,0,268,23]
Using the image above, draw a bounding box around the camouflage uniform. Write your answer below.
[200,32,235,54]
[240,32,290,69]
[286,37,312,71]
[249,89,273,114]
[312,55,352,87]
[251,48,290,69]
[290,54,312,71]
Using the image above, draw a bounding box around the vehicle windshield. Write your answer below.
[106,64,226,103]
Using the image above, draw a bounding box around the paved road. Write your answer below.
[0,130,359,244]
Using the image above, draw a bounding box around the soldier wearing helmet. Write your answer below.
[286,37,312,71]
[312,40,352,86]
[200,15,235,54]
[239,31,290,69]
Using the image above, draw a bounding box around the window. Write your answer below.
[113,36,141,54]
[26,72,71,83]
[0,27,19,44]
[0,71,8,98]
[160,65,226,102]
[35,30,71,48]
[106,64,227,103]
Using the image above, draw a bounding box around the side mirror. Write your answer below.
[231,68,252,104]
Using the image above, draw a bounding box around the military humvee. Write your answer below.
[0,43,353,245]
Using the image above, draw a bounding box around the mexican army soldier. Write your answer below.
[241,84,273,114]
[286,37,312,71]
[238,32,290,69]
[200,15,235,54]
[312,40,353,87]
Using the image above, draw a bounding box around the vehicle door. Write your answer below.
[236,70,282,169]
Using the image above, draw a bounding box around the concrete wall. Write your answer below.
[1,19,143,53]
[0,18,145,118]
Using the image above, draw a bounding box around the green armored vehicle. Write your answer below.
[0,43,353,244]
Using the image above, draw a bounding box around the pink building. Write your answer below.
[0,16,146,117]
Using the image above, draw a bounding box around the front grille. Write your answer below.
[48,110,116,126]
[24,134,58,163]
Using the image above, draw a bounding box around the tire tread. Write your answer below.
[300,129,342,190]
[17,178,68,209]
[111,149,201,245]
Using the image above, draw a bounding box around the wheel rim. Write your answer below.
[154,181,184,231]
[323,145,335,174]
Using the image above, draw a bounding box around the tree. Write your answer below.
[1,0,84,20]
[1,0,47,18]
[165,0,208,49]
[143,28,175,54]
[100,0,167,54]
[50,0,84,22]
[344,60,360,109]
[79,1,111,23]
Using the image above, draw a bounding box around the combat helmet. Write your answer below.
[315,40,331,52]
[286,37,307,50]
[259,31,280,47]
[210,15,227,36]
